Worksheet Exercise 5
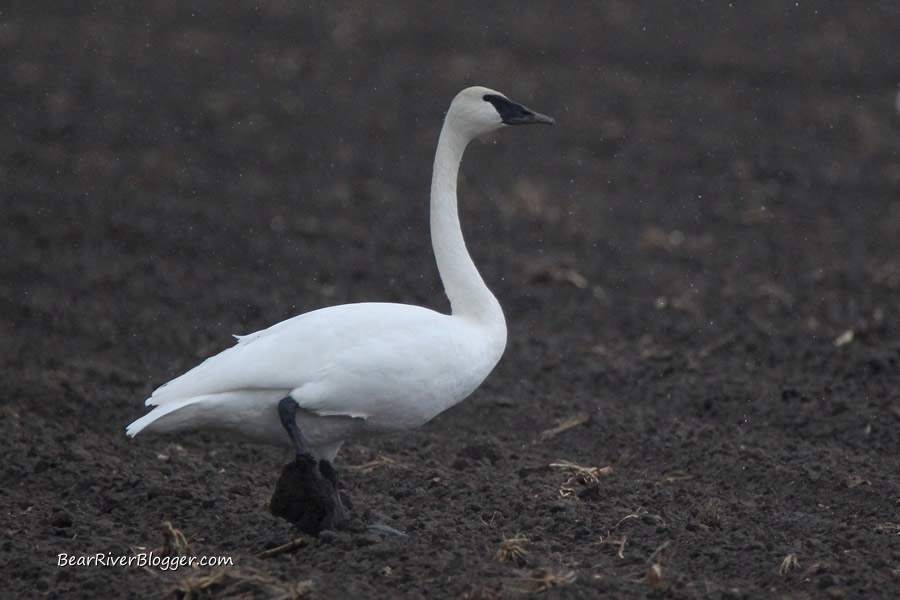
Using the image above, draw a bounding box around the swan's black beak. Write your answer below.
[503,105,555,126]
[484,94,555,126]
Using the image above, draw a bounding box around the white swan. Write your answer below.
[126,86,552,475]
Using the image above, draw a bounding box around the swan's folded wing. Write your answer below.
[144,302,450,416]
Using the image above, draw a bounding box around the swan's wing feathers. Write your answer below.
[291,314,490,426]
[146,303,448,415]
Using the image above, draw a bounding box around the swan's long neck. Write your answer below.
[430,124,505,331]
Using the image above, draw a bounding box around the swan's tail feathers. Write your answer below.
[125,390,287,442]
[125,397,200,437]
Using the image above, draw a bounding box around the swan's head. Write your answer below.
[446,86,554,140]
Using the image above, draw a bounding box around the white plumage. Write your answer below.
[126,86,552,463]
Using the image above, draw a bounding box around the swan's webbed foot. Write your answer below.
[270,454,350,536]
[272,397,404,537]
[272,397,350,535]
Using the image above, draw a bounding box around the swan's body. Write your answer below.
[126,87,552,466]
[127,302,503,460]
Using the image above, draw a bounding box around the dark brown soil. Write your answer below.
[3,2,899,598]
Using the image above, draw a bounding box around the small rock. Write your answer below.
[50,511,73,528]
[318,530,339,544]
[355,533,380,547]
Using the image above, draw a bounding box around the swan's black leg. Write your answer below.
[273,399,349,533]
[274,398,403,536]
[318,459,351,523]
[278,397,312,456]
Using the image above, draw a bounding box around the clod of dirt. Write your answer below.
[50,511,73,529]
[456,441,503,464]
[576,483,605,502]
[269,455,344,537]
